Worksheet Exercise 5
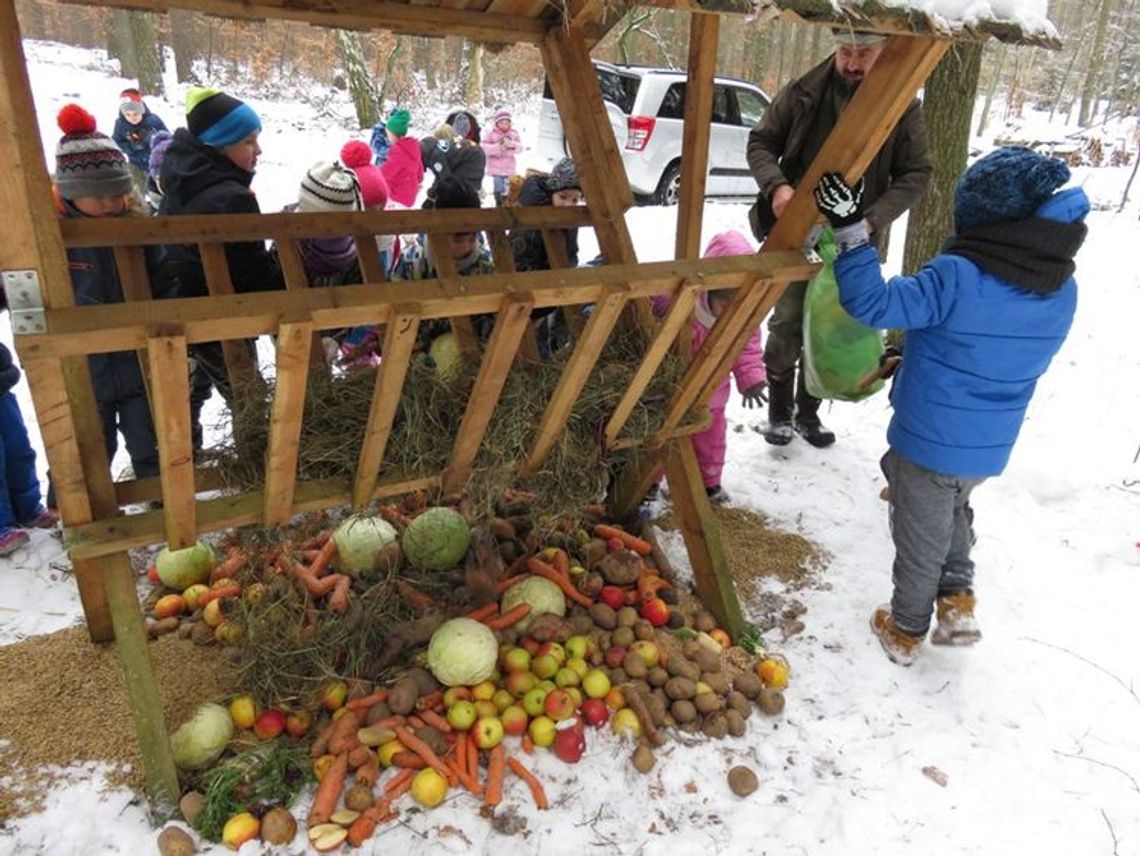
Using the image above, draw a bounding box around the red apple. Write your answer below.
[599,586,626,610]
[503,647,532,673]
[640,597,670,627]
[553,721,586,764]
[505,670,537,698]
[285,710,312,739]
[471,716,504,750]
[606,537,624,553]
[519,636,541,656]
[543,689,576,721]
[537,642,566,665]
[580,698,610,728]
[500,705,528,736]
[253,709,286,740]
[605,645,627,669]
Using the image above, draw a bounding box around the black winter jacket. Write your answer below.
[113,110,169,174]
[0,343,20,395]
[158,129,283,297]
[509,177,579,272]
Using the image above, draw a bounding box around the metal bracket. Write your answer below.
[1,269,46,334]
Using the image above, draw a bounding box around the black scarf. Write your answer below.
[943,216,1087,294]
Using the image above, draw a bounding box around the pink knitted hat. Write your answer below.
[703,229,755,258]
[340,140,389,209]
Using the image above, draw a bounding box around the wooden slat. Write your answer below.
[199,241,261,389]
[66,475,441,561]
[428,234,480,355]
[486,228,541,363]
[275,238,330,378]
[19,252,819,358]
[352,306,421,507]
[604,279,697,446]
[523,285,628,473]
[354,232,387,283]
[675,12,719,262]
[112,245,156,400]
[114,465,227,506]
[661,437,744,639]
[146,329,196,548]
[442,294,535,494]
[538,228,587,339]
[263,318,313,526]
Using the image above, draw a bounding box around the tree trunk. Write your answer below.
[109,9,136,78]
[464,41,484,108]
[376,36,405,107]
[1079,0,1115,126]
[976,42,1006,137]
[788,23,808,78]
[338,29,379,130]
[903,43,984,274]
[169,10,197,84]
[128,11,163,95]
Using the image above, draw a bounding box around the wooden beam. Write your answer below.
[661,437,744,638]
[263,318,313,526]
[442,294,535,494]
[522,286,628,473]
[351,306,420,508]
[112,245,156,399]
[18,252,818,359]
[199,242,261,392]
[114,465,227,506]
[147,329,196,548]
[674,12,719,262]
[354,232,387,283]
[276,238,329,379]
[428,234,480,356]
[486,229,541,363]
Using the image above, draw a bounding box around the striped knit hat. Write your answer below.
[55,104,133,199]
[186,86,261,148]
[298,161,362,213]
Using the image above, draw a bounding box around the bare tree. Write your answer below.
[1079,0,1115,126]
[128,10,163,95]
[169,10,197,84]
[464,41,485,108]
[338,29,379,129]
[976,42,1006,137]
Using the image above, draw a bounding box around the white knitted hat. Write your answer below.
[298,161,362,213]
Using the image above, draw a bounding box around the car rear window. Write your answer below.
[542,67,640,115]
[655,82,732,124]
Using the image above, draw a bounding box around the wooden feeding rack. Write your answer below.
[0,0,1053,817]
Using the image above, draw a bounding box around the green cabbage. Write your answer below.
[169,702,233,770]
[427,618,499,686]
[333,515,399,577]
[429,333,462,382]
[401,507,470,571]
[500,575,566,633]
[155,540,215,591]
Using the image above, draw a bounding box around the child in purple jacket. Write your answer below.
[653,230,768,503]
[481,108,524,206]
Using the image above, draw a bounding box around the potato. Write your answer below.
[583,538,609,567]
[568,614,596,636]
[670,699,698,723]
[757,688,786,716]
[727,765,759,797]
[588,603,617,630]
[732,671,763,700]
[597,551,641,585]
[616,607,640,628]
[405,667,440,697]
[178,791,205,826]
[678,719,700,733]
[387,677,419,715]
[646,667,669,688]
[726,691,752,720]
[645,691,668,726]
[665,656,700,681]
[157,826,196,856]
[693,648,721,673]
[190,620,215,646]
[694,692,723,715]
[528,613,573,643]
[701,711,728,739]
[611,626,635,648]
[633,620,655,641]
[259,807,298,845]
[700,671,730,695]
[579,573,605,599]
[366,701,393,724]
[725,709,747,737]
[622,650,649,678]
[608,667,628,685]
[344,784,375,813]
[693,610,718,633]
[682,639,703,660]
[631,744,656,774]
[416,725,449,756]
[664,677,696,701]
[666,611,687,629]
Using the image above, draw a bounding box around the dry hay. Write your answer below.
[206,323,684,527]
[0,627,237,821]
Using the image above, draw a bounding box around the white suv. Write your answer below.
[537,61,770,205]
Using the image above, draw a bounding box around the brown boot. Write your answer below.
[870,606,923,666]
[931,591,982,646]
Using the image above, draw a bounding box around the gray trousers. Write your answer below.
[880,448,986,636]
[763,280,823,427]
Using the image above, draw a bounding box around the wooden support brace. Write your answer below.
[486,229,541,363]
[661,437,744,638]
[674,12,719,262]
[199,242,261,392]
[354,232,387,283]
[428,234,480,355]
[351,306,421,508]
[112,245,156,404]
[263,317,313,526]
[276,238,329,379]
[146,328,196,549]
[442,295,536,495]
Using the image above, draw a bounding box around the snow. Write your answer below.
[875,0,1056,39]
[3,39,1140,856]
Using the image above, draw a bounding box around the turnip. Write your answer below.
[332,515,399,577]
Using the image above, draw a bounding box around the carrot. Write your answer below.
[447,754,483,796]
[384,768,416,795]
[550,548,570,578]
[348,745,373,770]
[525,558,594,608]
[495,571,528,594]
[290,562,340,598]
[366,715,406,730]
[390,751,427,769]
[327,710,363,755]
[407,715,425,730]
[345,797,393,847]
[484,744,506,807]
[394,579,435,613]
[355,759,381,786]
[300,548,322,563]
[328,574,352,613]
[594,524,653,557]
[416,709,452,733]
[345,689,388,712]
[308,752,348,827]
[465,602,499,622]
[305,528,333,549]
[414,691,444,713]
[484,603,531,631]
[507,757,548,809]
[198,584,241,607]
[520,735,535,755]
[309,535,339,578]
[466,733,479,782]
[394,726,450,777]
[310,719,337,758]
[210,550,249,583]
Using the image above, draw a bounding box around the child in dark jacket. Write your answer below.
[158,86,281,451]
[813,147,1087,667]
[509,157,582,272]
[112,88,168,193]
[0,339,55,555]
[54,104,179,484]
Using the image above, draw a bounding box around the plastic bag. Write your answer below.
[802,227,885,402]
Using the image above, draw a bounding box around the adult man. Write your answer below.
[747,29,932,448]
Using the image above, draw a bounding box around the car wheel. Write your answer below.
[653,161,682,206]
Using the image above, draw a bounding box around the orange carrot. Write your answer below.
[507,756,548,809]
[328,574,352,613]
[394,579,434,613]
[345,797,393,847]
[520,735,535,755]
[198,584,241,607]
[309,536,339,578]
[466,733,479,782]
[416,709,452,733]
[310,719,337,758]
[390,751,427,770]
[447,755,483,796]
[384,768,416,795]
[394,726,450,777]
[355,759,380,786]
[550,548,570,578]
[305,528,333,549]
[484,603,531,631]
[345,689,388,712]
[407,715,425,730]
[210,550,249,583]
[308,752,348,826]
[414,691,444,713]
[525,558,594,607]
[465,602,499,622]
[327,710,363,755]
[594,524,652,556]
[300,548,322,563]
[495,573,527,594]
[290,562,340,598]
[484,744,505,807]
[348,744,373,769]
[366,715,406,730]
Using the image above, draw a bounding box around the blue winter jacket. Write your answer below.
[833,188,1088,478]
[113,110,169,175]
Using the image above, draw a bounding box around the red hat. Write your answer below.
[340,140,389,209]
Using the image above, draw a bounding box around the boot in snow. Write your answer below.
[794,421,836,448]
[870,606,923,666]
[764,373,795,446]
[931,591,982,646]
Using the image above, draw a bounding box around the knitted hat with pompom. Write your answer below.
[340,140,390,209]
[954,146,1071,233]
[55,104,133,200]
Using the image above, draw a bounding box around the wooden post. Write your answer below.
[146,328,196,548]
[428,234,480,356]
[661,437,744,637]
[198,242,262,393]
[486,229,541,362]
[263,317,313,526]
[674,12,719,262]
[276,238,329,379]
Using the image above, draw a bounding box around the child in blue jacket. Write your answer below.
[112,88,168,193]
[0,340,55,555]
[813,147,1087,666]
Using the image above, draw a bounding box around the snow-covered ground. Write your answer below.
[3,35,1140,856]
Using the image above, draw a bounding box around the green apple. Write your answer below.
[532,654,559,680]
[537,642,566,665]
[582,668,611,699]
[504,670,537,698]
[565,657,589,679]
[472,716,504,750]
[474,699,499,720]
[528,715,556,748]
[447,700,477,731]
[565,687,583,708]
[503,647,532,673]
[471,680,497,701]
[629,640,660,669]
[492,688,514,713]
[536,679,557,694]
[554,667,581,689]
[611,707,641,739]
[564,635,591,660]
[521,687,549,717]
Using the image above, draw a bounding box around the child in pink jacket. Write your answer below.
[482,107,524,206]
[379,108,425,207]
[653,230,767,503]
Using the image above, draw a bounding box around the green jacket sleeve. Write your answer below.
[746,86,797,199]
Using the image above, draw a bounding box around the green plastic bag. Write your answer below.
[802,227,885,402]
